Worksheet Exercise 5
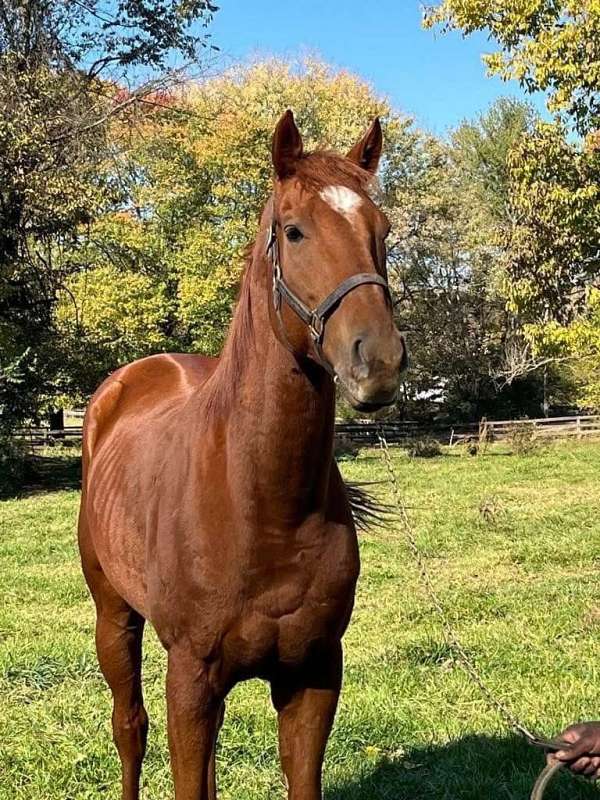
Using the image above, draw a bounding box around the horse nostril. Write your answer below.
[351,338,364,365]
[398,335,408,372]
[350,337,370,380]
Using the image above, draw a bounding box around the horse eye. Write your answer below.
[285,225,303,243]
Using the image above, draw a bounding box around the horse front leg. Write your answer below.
[270,642,343,800]
[166,646,225,800]
[207,700,225,800]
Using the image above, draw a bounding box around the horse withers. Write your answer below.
[78,110,406,800]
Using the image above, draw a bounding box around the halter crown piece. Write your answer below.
[266,221,391,376]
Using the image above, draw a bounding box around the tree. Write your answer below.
[0,0,219,75]
[450,97,535,228]
[525,289,600,410]
[0,61,111,433]
[506,123,600,410]
[506,122,600,323]
[0,0,218,437]
[426,1,600,411]
[424,1,600,134]
[390,98,547,420]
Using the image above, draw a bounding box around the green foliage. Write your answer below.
[501,122,600,408]
[424,0,600,134]
[406,436,442,458]
[505,422,538,456]
[394,98,545,420]
[450,98,535,227]
[506,121,600,322]
[0,60,112,427]
[425,4,600,409]
[1,0,218,74]
[0,0,218,433]
[526,289,600,410]
[57,265,171,392]
[0,434,26,498]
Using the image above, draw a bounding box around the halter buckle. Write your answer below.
[309,314,324,343]
[272,280,282,311]
[267,222,282,311]
[272,256,283,308]
[266,223,277,256]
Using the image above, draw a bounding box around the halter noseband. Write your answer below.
[266,221,391,376]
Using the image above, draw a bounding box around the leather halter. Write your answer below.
[265,221,391,375]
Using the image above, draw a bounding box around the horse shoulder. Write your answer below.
[83,353,218,464]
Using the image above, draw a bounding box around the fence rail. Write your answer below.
[481,415,600,441]
[335,419,477,445]
[12,414,600,452]
[13,427,83,451]
[337,415,600,446]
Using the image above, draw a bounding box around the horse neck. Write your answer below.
[214,238,336,518]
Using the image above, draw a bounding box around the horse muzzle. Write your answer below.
[338,330,407,412]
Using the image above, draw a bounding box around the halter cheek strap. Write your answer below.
[266,221,392,375]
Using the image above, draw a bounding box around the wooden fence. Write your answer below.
[335,419,476,445]
[13,426,84,451]
[338,415,600,446]
[480,415,600,441]
[12,414,600,452]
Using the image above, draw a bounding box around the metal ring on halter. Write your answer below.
[266,220,392,374]
[309,314,324,344]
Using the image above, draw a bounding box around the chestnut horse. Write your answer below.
[78,110,406,800]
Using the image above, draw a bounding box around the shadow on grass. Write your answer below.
[21,451,82,496]
[326,734,599,800]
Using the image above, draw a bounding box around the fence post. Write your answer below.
[577,416,582,439]
[478,417,488,446]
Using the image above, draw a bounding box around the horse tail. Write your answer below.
[345,481,393,531]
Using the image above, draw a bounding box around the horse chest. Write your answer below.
[222,591,353,674]
[221,529,359,671]
[148,508,359,674]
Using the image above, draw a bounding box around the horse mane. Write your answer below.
[202,242,257,418]
[201,150,375,419]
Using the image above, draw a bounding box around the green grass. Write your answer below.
[1,441,600,798]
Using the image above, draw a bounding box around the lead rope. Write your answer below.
[530,761,564,800]
[376,429,577,798]
[376,429,538,741]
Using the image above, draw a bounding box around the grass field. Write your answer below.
[2,441,600,799]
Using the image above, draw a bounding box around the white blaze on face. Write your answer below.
[319,185,363,223]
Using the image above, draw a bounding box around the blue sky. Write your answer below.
[209,1,546,134]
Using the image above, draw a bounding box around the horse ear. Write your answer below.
[272,110,303,179]
[347,118,383,174]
